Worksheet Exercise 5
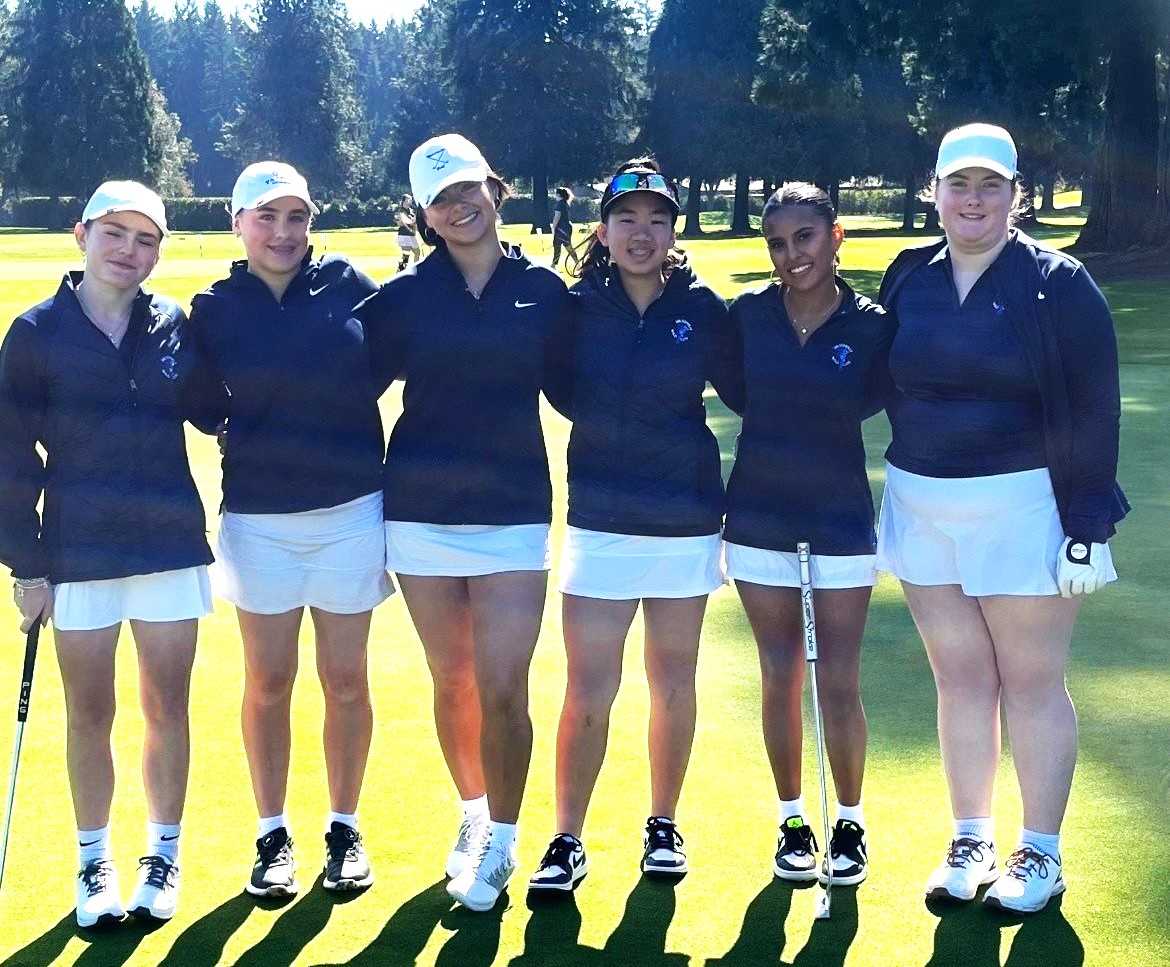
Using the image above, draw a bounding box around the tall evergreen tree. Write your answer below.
[220,0,368,197]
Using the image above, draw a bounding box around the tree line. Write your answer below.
[0,0,1166,251]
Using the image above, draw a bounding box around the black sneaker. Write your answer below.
[773,816,819,882]
[247,826,299,898]
[323,822,374,892]
[528,834,588,893]
[641,816,687,876]
[819,819,868,886]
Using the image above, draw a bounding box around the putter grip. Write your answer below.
[16,625,39,723]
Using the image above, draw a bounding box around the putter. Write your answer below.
[0,623,41,890]
[797,542,833,920]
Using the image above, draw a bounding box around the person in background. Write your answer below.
[396,193,421,272]
[550,186,579,271]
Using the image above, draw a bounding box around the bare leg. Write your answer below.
[238,607,303,817]
[131,618,198,824]
[311,608,374,814]
[397,574,484,799]
[555,595,638,837]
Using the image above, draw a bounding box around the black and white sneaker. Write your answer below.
[247,826,298,898]
[819,819,868,886]
[528,834,588,893]
[75,859,125,928]
[323,822,374,892]
[641,816,687,876]
[128,854,180,921]
[925,837,998,902]
[773,816,819,882]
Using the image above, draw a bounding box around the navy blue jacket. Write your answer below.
[354,244,572,525]
[189,253,384,514]
[0,275,221,583]
[879,231,1129,544]
[564,262,736,537]
[722,280,894,555]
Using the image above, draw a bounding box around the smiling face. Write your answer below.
[424,179,499,248]
[762,205,843,294]
[596,192,676,280]
[936,167,1013,255]
[234,195,311,283]
[74,211,162,292]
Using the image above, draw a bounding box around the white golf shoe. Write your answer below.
[447,838,516,912]
[984,846,1065,913]
[128,854,180,921]
[445,811,489,880]
[75,859,126,928]
[925,836,998,902]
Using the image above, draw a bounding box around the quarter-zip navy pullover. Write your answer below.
[354,244,572,525]
[565,262,737,537]
[189,252,384,514]
[0,274,221,583]
[722,280,894,556]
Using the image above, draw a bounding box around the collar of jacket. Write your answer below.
[421,241,526,288]
[584,259,698,318]
[226,246,316,295]
[58,270,154,333]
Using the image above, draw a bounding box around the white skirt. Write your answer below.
[724,543,876,589]
[212,492,394,615]
[559,527,725,600]
[875,463,1117,597]
[54,566,213,632]
[385,521,551,577]
[398,235,420,252]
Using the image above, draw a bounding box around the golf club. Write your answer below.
[797,542,833,920]
[0,622,41,891]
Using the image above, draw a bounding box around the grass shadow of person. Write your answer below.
[335,878,451,966]
[433,890,507,967]
[233,874,340,967]
[791,886,860,967]
[927,893,1084,967]
[72,915,167,967]
[703,878,801,966]
[600,875,689,967]
[507,890,604,966]
[0,911,76,966]
[158,892,256,967]
[1002,895,1084,967]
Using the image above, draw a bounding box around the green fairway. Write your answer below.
[0,212,1165,966]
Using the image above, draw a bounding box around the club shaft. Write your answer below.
[1,625,41,891]
[0,721,26,889]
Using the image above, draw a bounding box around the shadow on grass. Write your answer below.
[336,878,450,966]
[0,909,174,967]
[233,874,340,966]
[433,890,506,966]
[0,912,75,966]
[601,876,688,966]
[508,891,598,965]
[158,892,255,966]
[926,893,1083,967]
[703,878,800,965]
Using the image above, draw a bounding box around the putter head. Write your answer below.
[814,890,832,919]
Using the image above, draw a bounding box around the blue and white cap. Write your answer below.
[936,124,1018,180]
[409,134,492,209]
[82,180,168,236]
[231,161,319,217]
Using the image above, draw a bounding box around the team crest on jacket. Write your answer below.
[671,319,693,344]
[160,355,178,380]
[831,343,853,369]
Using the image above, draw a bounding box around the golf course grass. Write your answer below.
[0,198,1165,965]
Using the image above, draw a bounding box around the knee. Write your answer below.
[319,666,370,707]
[565,668,621,716]
[430,658,478,704]
[758,644,803,692]
[246,667,296,707]
[817,676,862,715]
[66,692,115,736]
[477,673,529,720]
[648,665,696,707]
[1000,671,1069,709]
[933,662,1000,702]
[140,683,189,729]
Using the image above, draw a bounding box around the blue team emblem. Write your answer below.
[831,343,853,369]
[671,319,693,344]
[426,147,450,171]
[992,300,1007,315]
[160,354,178,380]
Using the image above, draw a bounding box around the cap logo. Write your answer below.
[264,175,292,187]
[426,147,451,171]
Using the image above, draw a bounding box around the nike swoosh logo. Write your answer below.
[515,301,537,309]
[309,285,329,297]
[160,834,180,841]
[79,839,100,847]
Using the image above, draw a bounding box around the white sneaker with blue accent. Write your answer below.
[447,838,516,912]
[983,846,1064,913]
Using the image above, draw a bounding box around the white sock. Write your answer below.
[148,821,181,862]
[1020,828,1061,860]
[778,797,806,823]
[258,813,289,838]
[954,816,994,844]
[488,821,517,851]
[837,802,865,827]
[462,795,489,818]
[327,811,358,833]
[78,825,111,866]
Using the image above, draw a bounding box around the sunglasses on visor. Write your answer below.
[606,172,677,197]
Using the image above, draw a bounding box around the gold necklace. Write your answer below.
[783,284,841,337]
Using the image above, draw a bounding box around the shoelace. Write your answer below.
[539,836,581,871]
[646,819,683,853]
[945,836,991,869]
[780,824,817,858]
[830,821,865,862]
[1004,846,1054,882]
[78,860,113,898]
[138,855,176,889]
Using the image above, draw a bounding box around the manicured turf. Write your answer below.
[0,205,1166,965]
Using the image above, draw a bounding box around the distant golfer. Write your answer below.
[722,183,894,890]
[0,182,225,926]
[188,162,392,899]
[550,186,578,271]
[528,159,739,894]
[353,133,572,913]
[877,124,1128,913]
[396,193,421,272]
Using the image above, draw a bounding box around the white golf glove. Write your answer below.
[1056,537,1112,598]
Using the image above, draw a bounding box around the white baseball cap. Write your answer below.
[936,124,1018,180]
[231,161,319,217]
[409,134,492,209]
[81,181,168,236]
